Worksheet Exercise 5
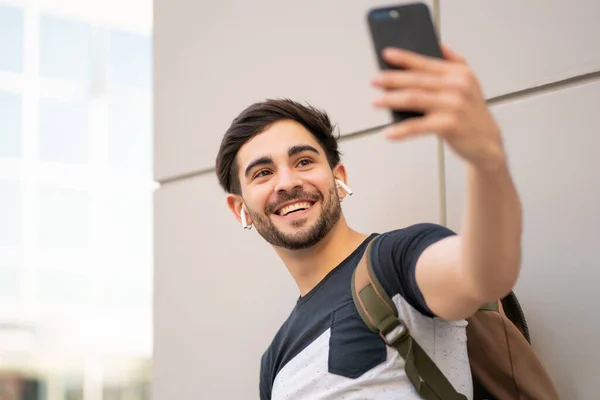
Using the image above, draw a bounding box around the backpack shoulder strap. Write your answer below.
[351,235,467,400]
[501,292,531,343]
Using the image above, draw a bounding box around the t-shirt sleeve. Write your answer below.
[370,223,457,318]
[259,352,272,400]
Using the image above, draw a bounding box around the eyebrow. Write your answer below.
[244,156,273,178]
[244,145,321,178]
[289,145,320,158]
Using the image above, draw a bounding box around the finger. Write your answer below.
[371,70,473,96]
[373,90,463,113]
[440,43,467,64]
[382,47,448,74]
[372,71,446,91]
[383,113,454,140]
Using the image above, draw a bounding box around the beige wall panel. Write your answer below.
[339,132,442,233]
[440,0,600,98]
[154,0,434,180]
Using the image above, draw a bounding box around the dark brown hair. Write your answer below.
[215,98,341,195]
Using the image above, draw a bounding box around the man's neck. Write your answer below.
[274,217,369,297]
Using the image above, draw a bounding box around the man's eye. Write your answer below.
[254,170,271,179]
[297,159,313,167]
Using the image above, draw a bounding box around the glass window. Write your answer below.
[108,30,152,88]
[0,91,22,158]
[94,180,152,308]
[102,183,152,257]
[39,15,91,84]
[108,90,152,173]
[38,97,88,164]
[37,268,95,304]
[0,1,153,397]
[0,5,24,72]
[0,264,20,300]
[37,186,88,249]
[99,271,151,308]
[63,376,84,400]
[0,179,21,247]
[104,379,150,400]
[0,375,44,399]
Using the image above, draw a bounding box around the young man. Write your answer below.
[215,45,522,399]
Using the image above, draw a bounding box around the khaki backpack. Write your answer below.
[351,236,560,400]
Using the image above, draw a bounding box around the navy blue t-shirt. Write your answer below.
[259,223,457,399]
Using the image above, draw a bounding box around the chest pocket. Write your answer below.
[328,301,387,379]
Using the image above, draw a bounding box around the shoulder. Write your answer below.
[369,223,456,317]
[372,223,456,264]
[374,223,456,251]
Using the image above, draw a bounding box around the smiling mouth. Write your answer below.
[276,201,315,216]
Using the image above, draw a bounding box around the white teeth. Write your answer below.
[279,202,312,216]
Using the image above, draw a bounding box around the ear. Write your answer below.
[333,163,348,183]
[332,164,349,198]
[226,194,251,226]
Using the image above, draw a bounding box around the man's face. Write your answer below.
[232,120,343,250]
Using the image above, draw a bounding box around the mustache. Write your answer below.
[265,188,322,214]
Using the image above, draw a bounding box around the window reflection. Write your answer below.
[0,5,23,72]
[37,268,96,304]
[37,186,89,249]
[0,179,21,248]
[101,185,152,268]
[40,15,91,85]
[38,98,89,165]
[0,92,22,158]
[108,89,152,172]
[108,30,152,89]
[0,2,152,399]
[0,263,20,300]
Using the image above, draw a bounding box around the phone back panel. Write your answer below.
[367,3,442,122]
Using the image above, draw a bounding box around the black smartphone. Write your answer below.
[367,2,443,123]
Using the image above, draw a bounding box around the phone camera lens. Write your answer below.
[389,10,399,18]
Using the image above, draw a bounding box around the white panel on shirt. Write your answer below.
[271,294,473,400]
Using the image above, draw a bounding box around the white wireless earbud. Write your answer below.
[240,209,252,230]
[335,179,353,196]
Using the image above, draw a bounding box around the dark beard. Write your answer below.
[248,184,342,250]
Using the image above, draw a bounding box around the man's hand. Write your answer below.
[372,44,505,171]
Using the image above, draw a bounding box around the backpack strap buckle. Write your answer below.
[380,319,409,346]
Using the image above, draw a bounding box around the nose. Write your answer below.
[273,167,302,194]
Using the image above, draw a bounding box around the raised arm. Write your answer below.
[371,45,522,321]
